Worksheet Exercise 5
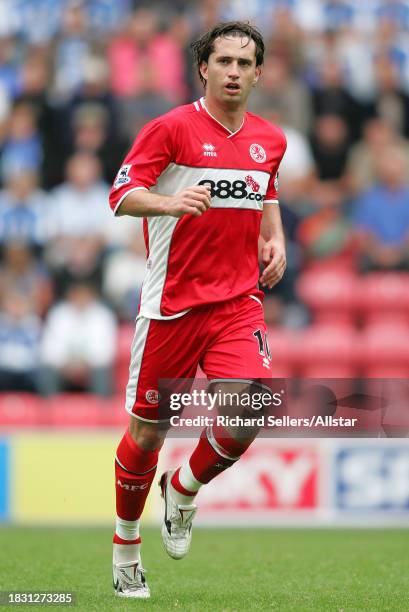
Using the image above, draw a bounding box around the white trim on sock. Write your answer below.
[179,463,202,492]
[169,464,202,505]
[206,426,241,461]
[115,516,140,541]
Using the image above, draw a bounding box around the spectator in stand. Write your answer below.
[0,291,42,392]
[370,54,409,138]
[108,8,186,104]
[0,101,42,185]
[46,152,110,297]
[102,225,147,321]
[167,14,198,101]
[311,113,350,182]
[187,0,224,45]
[47,234,105,300]
[352,145,409,271]
[262,198,304,322]
[17,48,65,189]
[40,281,117,396]
[297,180,355,265]
[249,54,313,135]
[86,0,133,36]
[0,170,52,249]
[52,2,94,102]
[48,151,110,239]
[112,58,173,142]
[10,0,64,45]
[0,241,52,316]
[267,6,305,73]
[322,0,357,31]
[346,117,409,195]
[310,55,363,139]
[0,36,20,100]
[68,54,120,147]
[376,0,409,33]
[336,28,376,104]
[46,151,135,288]
[220,0,274,31]
[48,54,123,187]
[69,103,125,184]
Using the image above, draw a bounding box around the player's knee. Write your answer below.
[129,417,166,451]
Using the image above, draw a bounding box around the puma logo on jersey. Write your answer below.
[203,143,217,157]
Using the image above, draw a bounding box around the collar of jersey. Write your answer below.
[198,96,245,138]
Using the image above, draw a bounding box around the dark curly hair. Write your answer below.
[191,21,265,87]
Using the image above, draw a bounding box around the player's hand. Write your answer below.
[166,185,211,217]
[259,238,286,289]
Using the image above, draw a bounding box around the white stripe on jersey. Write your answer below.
[139,215,189,319]
[152,163,270,211]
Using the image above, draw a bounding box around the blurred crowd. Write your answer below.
[1,0,409,395]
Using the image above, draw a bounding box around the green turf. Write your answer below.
[1,527,408,611]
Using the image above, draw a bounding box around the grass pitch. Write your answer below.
[1,527,408,611]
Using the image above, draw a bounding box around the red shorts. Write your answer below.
[125,294,271,422]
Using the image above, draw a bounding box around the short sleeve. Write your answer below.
[109,117,174,214]
[264,171,281,204]
[264,129,287,205]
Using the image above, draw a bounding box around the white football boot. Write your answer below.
[112,556,150,598]
[159,470,197,560]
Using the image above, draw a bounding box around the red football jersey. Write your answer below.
[109,97,287,319]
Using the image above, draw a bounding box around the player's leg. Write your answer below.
[167,380,262,502]
[113,418,167,598]
[164,295,270,556]
[113,312,206,596]
[114,418,166,554]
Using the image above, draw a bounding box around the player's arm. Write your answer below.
[259,203,286,289]
[117,185,211,218]
[109,117,211,219]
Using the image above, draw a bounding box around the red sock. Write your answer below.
[115,428,159,520]
[172,425,254,491]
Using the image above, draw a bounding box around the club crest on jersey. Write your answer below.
[114,164,131,189]
[202,143,217,157]
[146,389,160,404]
[249,143,266,163]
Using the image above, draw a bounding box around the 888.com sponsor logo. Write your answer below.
[198,176,264,202]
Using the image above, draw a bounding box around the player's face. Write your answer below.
[200,36,261,106]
